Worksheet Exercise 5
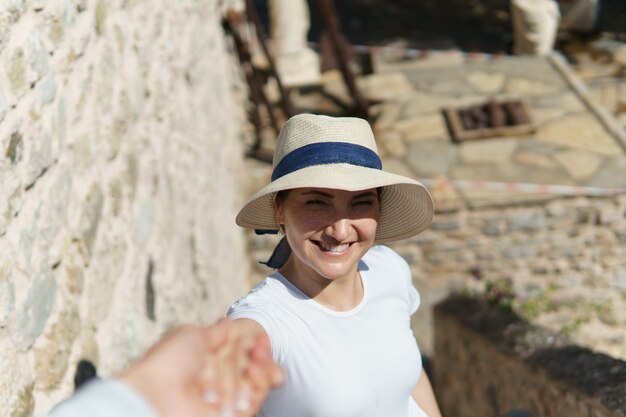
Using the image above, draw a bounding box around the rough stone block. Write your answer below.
[0,261,15,326]
[481,215,509,235]
[27,29,48,83]
[0,187,10,235]
[429,78,472,96]
[6,1,26,16]
[405,229,441,245]
[0,10,13,46]
[554,149,603,181]
[424,249,447,265]
[430,215,463,231]
[17,208,38,270]
[376,129,406,158]
[400,91,453,118]
[372,101,402,129]
[502,243,537,259]
[360,71,414,101]
[0,335,33,416]
[7,47,27,98]
[135,198,154,245]
[573,205,599,224]
[391,244,423,266]
[39,74,57,105]
[588,156,626,189]
[407,140,458,177]
[39,168,71,251]
[94,0,106,35]
[380,158,417,179]
[24,131,54,189]
[535,114,623,157]
[45,15,64,48]
[4,173,22,219]
[0,89,6,122]
[613,268,626,290]
[6,384,35,417]
[505,77,562,97]
[77,184,103,256]
[466,71,505,94]
[395,113,448,144]
[614,225,626,244]
[476,248,498,261]
[53,238,87,295]
[10,270,57,351]
[459,138,519,165]
[33,305,80,390]
[508,209,547,231]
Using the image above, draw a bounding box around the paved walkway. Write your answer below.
[347,51,625,208]
[245,50,626,212]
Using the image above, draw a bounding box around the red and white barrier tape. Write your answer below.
[419,178,626,197]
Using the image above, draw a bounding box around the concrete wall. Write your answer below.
[0,0,248,415]
[433,296,626,417]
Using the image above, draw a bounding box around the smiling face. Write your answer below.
[275,187,380,286]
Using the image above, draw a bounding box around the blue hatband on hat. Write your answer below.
[271,142,382,182]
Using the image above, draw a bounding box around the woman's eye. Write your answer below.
[306,200,326,205]
[354,200,374,206]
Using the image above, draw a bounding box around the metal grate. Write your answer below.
[443,99,536,143]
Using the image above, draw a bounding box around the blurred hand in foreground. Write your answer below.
[120,319,283,417]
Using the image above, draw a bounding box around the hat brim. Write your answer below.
[236,163,434,242]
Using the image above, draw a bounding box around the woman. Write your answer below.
[229,114,442,417]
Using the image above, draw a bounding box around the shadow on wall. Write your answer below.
[527,346,626,411]
[433,296,626,417]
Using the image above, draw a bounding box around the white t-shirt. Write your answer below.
[228,245,427,417]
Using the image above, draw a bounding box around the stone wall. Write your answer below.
[433,296,626,417]
[0,0,248,415]
[389,194,626,360]
[246,192,626,361]
[245,195,626,411]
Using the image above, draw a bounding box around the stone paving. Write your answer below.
[364,52,626,206]
[566,37,626,134]
[238,49,626,361]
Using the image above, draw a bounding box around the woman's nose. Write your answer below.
[324,218,351,241]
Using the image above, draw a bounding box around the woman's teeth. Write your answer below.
[319,242,350,252]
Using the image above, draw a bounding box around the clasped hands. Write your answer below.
[120,319,283,417]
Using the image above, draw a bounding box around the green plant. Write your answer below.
[466,265,515,313]
[519,284,558,319]
[465,265,616,338]
[559,301,612,337]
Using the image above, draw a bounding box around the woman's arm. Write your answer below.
[230,318,268,354]
[411,369,443,417]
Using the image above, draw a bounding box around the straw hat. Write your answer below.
[236,114,434,242]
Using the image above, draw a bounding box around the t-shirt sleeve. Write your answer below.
[228,295,288,364]
[44,379,158,417]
